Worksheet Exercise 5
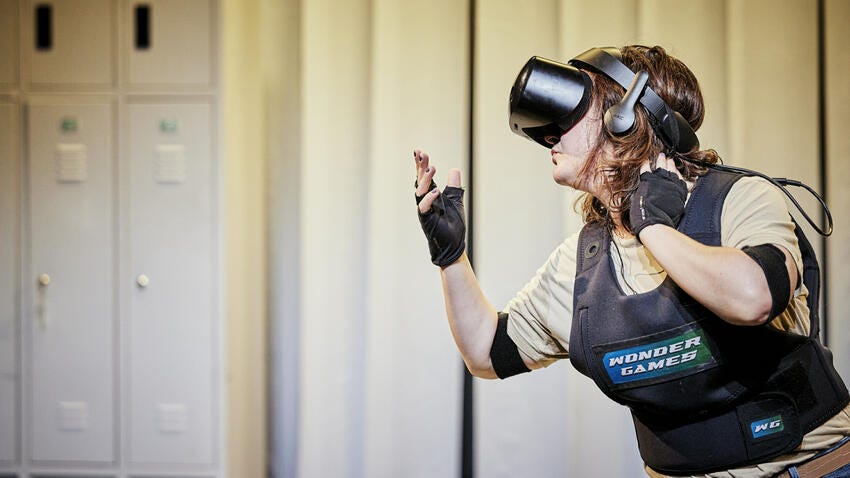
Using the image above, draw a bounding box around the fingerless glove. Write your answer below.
[415,181,467,267]
[629,169,688,238]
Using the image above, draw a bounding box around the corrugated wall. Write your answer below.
[250,1,850,476]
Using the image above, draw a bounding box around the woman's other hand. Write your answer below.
[413,149,466,267]
[630,153,688,239]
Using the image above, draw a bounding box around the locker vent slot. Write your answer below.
[55,143,88,183]
[156,403,188,433]
[154,144,187,184]
[33,475,114,478]
[35,4,52,51]
[135,4,151,50]
[57,401,89,431]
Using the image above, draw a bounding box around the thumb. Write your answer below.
[447,168,462,188]
[418,187,440,214]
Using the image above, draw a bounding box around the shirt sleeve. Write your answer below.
[721,176,802,273]
[721,176,810,335]
[503,232,579,367]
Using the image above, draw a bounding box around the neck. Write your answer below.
[608,212,632,239]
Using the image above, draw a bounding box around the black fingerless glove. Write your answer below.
[415,180,466,267]
[629,169,688,238]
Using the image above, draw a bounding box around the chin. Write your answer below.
[552,173,571,188]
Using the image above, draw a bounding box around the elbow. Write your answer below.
[724,284,774,326]
[464,358,498,380]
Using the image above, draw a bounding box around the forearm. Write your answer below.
[639,225,774,325]
[440,252,499,378]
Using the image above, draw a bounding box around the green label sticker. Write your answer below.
[60,117,78,133]
[160,118,178,133]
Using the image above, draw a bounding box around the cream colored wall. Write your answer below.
[826,0,850,377]
[222,0,268,477]
[220,0,849,476]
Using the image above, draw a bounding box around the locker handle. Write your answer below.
[137,274,150,287]
[135,4,151,50]
[36,274,50,330]
[35,3,52,51]
[38,273,51,287]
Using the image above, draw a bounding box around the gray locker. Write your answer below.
[126,0,214,86]
[27,101,115,463]
[128,102,216,465]
[0,102,18,464]
[25,0,113,86]
[0,0,18,87]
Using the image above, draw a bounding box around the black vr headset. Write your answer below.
[509,47,699,154]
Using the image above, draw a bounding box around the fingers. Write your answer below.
[414,149,434,196]
[447,168,462,188]
[412,150,462,213]
[642,153,683,179]
[656,153,683,179]
[418,185,440,214]
[417,165,436,197]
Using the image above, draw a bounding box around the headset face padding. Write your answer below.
[509,56,593,147]
[508,47,699,153]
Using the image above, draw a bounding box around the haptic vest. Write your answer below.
[568,169,849,475]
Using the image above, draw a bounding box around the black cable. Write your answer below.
[679,158,833,237]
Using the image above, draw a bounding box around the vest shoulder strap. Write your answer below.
[678,168,744,246]
[576,222,608,274]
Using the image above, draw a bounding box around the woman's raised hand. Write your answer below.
[415,149,463,213]
[413,149,466,267]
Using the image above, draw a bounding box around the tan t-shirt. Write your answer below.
[503,176,850,478]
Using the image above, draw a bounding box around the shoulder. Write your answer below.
[720,175,797,249]
[542,230,581,272]
[725,175,787,209]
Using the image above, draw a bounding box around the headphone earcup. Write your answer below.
[604,103,636,135]
[603,70,649,136]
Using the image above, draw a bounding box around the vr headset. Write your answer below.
[509,47,699,154]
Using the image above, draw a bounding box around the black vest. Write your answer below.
[568,169,849,475]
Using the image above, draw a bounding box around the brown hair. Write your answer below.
[575,45,721,231]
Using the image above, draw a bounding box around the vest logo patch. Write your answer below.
[750,415,784,439]
[601,329,714,385]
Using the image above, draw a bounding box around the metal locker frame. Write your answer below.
[2,0,224,475]
[22,0,116,89]
[25,97,117,465]
[0,0,19,88]
[124,0,217,89]
[0,98,21,467]
[122,97,220,470]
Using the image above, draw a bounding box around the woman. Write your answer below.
[414,45,850,477]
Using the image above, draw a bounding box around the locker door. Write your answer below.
[127,0,214,86]
[0,102,18,464]
[25,0,113,86]
[27,101,115,463]
[128,102,216,465]
[0,0,18,87]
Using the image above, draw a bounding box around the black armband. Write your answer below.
[742,244,791,320]
[490,312,531,379]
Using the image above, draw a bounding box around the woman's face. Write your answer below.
[549,108,602,192]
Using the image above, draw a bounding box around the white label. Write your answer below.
[58,401,88,431]
[55,143,88,182]
[156,403,188,434]
[154,144,187,184]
